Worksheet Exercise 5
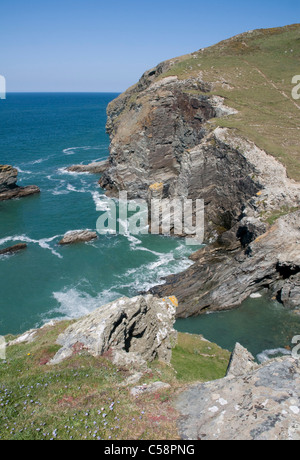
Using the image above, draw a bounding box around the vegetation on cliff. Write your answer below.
[0,323,229,440]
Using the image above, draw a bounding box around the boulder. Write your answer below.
[49,295,177,366]
[59,230,98,245]
[176,344,300,440]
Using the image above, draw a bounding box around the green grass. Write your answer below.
[159,24,300,181]
[171,333,230,382]
[0,325,230,440]
[261,205,300,226]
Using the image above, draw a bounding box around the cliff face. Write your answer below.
[99,25,300,316]
[100,74,259,240]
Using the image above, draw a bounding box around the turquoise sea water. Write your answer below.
[0,93,299,360]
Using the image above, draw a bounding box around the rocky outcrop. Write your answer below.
[176,343,300,440]
[49,295,177,366]
[0,243,27,256]
[151,210,300,316]
[0,165,40,201]
[59,230,98,245]
[97,34,300,316]
[66,159,109,174]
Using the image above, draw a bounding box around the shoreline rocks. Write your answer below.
[0,165,40,201]
[150,210,300,316]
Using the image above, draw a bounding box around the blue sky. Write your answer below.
[1,0,300,92]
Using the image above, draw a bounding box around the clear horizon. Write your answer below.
[1,0,300,92]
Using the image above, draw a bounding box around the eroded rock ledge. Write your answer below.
[151,210,300,316]
[0,165,40,201]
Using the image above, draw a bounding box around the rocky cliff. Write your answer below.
[99,25,300,316]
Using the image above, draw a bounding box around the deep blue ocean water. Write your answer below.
[0,93,299,360]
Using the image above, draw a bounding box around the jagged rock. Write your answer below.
[0,165,40,201]
[151,210,300,316]
[59,230,98,245]
[49,295,177,366]
[176,344,300,440]
[0,243,27,255]
[66,160,109,174]
[226,342,258,377]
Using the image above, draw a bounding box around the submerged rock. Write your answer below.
[59,230,98,245]
[176,344,300,440]
[49,295,177,366]
[0,243,27,255]
[0,165,40,201]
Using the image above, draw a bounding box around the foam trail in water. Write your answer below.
[0,234,62,259]
[257,348,291,364]
[62,145,104,155]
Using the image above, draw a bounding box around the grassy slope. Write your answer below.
[0,324,230,440]
[161,24,300,181]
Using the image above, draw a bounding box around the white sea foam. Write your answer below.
[92,191,112,211]
[16,167,33,175]
[51,287,122,320]
[28,156,51,165]
[57,167,89,176]
[250,293,262,299]
[0,234,63,259]
[62,146,104,156]
[257,348,292,364]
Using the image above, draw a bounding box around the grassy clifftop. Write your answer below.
[0,323,230,440]
[157,24,300,180]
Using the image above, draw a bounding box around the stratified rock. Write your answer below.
[100,53,300,315]
[59,230,98,245]
[0,165,40,201]
[176,344,300,440]
[49,295,177,366]
[151,210,300,316]
[66,160,109,174]
[0,243,27,255]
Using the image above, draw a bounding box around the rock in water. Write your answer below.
[0,165,40,201]
[176,344,300,440]
[66,160,109,174]
[0,243,27,255]
[49,295,177,365]
[59,230,98,245]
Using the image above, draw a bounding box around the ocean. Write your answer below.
[0,93,299,360]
